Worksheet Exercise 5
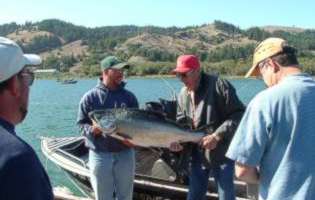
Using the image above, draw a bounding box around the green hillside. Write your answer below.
[1,19,315,76]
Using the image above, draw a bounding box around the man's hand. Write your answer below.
[92,120,102,137]
[169,141,184,152]
[200,134,221,150]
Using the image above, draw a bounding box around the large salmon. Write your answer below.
[89,108,204,148]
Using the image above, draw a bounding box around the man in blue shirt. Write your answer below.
[77,56,139,200]
[0,37,53,200]
[226,38,315,199]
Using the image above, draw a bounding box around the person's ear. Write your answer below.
[269,59,280,73]
[6,76,21,97]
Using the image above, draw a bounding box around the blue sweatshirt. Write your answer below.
[0,117,53,200]
[77,79,139,152]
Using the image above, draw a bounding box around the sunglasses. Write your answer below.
[176,70,195,79]
[18,70,35,86]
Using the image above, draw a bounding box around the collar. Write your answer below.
[0,117,16,135]
[186,72,203,95]
[193,71,205,94]
[281,73,311,83]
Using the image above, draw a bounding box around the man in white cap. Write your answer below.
[0,37,53,200]
[226,37,315,199]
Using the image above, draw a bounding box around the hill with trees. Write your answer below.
[1,19,315,76]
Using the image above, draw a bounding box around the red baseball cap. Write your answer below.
[172,55,200,74]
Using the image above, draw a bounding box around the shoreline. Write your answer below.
[35,74,248,80]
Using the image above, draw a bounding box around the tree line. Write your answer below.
[1,19,315,76]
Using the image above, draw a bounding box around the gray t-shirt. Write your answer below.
[226,73,315,200]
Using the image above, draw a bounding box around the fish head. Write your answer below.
[99,115,117,135]
[89,108,137,136]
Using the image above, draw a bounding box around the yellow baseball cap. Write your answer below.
[245,37,292,78]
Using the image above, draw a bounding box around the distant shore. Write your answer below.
[35,73,247,80]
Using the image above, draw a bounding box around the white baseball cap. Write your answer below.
[0,37,41,83]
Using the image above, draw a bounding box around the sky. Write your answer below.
[1,0,314,29]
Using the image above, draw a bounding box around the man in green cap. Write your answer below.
[77,56,139,200]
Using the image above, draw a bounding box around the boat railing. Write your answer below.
[41,137,87,168]
[44,137,84,152]
[57,148,88,169]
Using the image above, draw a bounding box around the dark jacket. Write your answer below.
[77,79,139,152]
[0,118,53,200]
[177,72,245,164]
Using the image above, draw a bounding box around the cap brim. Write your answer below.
[245,64,260,78]
[111,62,130,69]
[24,54,42,66]
[171,67,192,74]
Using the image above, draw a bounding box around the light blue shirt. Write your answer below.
[226,73,315,200]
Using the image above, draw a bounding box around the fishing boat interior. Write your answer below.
[41,99,258,199]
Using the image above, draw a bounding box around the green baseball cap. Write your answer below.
[100,56,129,71]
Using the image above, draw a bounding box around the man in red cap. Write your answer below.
[170,55,245,200]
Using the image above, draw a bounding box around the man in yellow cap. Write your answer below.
[226,37,315,199]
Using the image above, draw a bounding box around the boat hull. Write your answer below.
[41,136,254,200]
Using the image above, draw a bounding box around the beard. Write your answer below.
[114,76,123,85]
[19,105,28,122]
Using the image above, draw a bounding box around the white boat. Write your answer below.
[41,136,256,199]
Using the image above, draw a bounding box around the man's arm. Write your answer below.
[213,78,245,140]
[130,92,139,108]
[235,162,260,184]
[77,96,102,137]
[202,78,245,149]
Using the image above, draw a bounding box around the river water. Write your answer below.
[16,77,265,194]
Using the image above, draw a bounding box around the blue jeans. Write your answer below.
[88,149,135,200]
[187,150,235,200]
